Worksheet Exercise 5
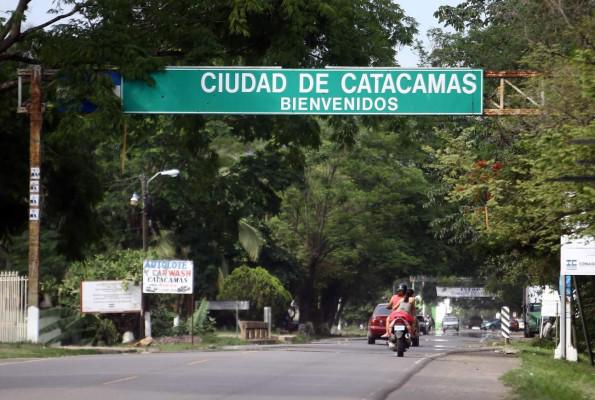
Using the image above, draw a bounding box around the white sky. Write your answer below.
[7,0,462,67]
[396,0,462,66]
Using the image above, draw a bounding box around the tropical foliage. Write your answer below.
[218,265,292,321]
[0,0,593,340]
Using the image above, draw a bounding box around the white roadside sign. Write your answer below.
[143,259,194,294]
[436,286,491,298]
[81,280,142,313]
[541,286,561,317]
[561,235,595,276]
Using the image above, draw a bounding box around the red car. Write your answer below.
[367,303,391,344]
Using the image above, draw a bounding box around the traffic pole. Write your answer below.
[500,306,511,345]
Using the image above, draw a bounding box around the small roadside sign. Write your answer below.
[561,235,595,275]
[81,280,142,313]
[143,259,194,294]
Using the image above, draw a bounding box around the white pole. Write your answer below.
[555,275,566,359]
[144,311,152,338]
[565,278,578,361]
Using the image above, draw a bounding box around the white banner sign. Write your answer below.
[436,287,490,298]
[30,167,40,179]
[207,301,250,310]
[81,280,142,313]
[561,235,595,276]
[143,259,194,294]
[30,180,40,193]
[29,208,40,221]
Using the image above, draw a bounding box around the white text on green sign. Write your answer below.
[122,67,483,115]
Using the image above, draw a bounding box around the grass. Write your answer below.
[502,339,595,400]
[0,343,102,359]
[1,329,303,358]
[333,326,367,337]
[154,335,249,352]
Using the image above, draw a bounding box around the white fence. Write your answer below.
[0,271,28,342]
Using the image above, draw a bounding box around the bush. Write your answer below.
[185,298,215,335]
[150,306,178,338]
[55,249,155,344]
[59,249,150,309]
[218,266,292,322]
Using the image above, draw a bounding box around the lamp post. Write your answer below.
[130,169,180,251]
[130,168,180,338]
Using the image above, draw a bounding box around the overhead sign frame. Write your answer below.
[436,286,491,298]
[122,67,483,115]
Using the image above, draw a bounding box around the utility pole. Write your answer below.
[23,66,43,343]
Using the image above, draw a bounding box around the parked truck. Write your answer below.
[523,285,559,338]
[523,286,543,338]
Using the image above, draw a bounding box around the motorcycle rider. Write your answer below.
[382,283,407,338]
[386,287,416,337]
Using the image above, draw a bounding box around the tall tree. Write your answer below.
[268,120,459,327]
[424,0,595,288]
[0,1,418,296]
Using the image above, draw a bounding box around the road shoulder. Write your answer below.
[388,350,520,400]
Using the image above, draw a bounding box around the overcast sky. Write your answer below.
[7,0,462,67]
[396,0,462,66]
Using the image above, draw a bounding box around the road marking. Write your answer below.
[0,358,46,367]
[414,357,426,365]
[102,375,138,385]
[187,359,209,366]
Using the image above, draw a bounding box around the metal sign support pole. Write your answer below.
[573,276,594,367]
[191,293,195,345]
[236,303,239,338]
[556,275,567,359]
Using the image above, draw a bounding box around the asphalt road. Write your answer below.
[0,330,508,400]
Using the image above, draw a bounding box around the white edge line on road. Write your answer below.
[188,359,209,366]
[102,375,138,385]
[0,358,46,367]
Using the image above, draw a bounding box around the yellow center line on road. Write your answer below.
[187,359,209,366]
[102,375,138,385]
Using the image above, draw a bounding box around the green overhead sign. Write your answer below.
[122,67,483,115]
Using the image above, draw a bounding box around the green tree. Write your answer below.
[424,0,595,290]
[1,0,418,291]
[269,120,460,328]
[218,265,292,322]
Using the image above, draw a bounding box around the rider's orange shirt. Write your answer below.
[389,294,404,310]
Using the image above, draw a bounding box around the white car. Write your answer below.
[442,315,459,332]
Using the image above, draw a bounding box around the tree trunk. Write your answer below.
[298,259,318,323]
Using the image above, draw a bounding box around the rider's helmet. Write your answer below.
[397,283,408,293]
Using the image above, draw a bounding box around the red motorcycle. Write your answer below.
[387,316,418,357]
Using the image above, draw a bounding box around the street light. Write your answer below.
[130,169,180,252]
[130,168,180,339]
[129,192,140,207]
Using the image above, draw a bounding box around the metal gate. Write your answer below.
[0,271,28,342]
